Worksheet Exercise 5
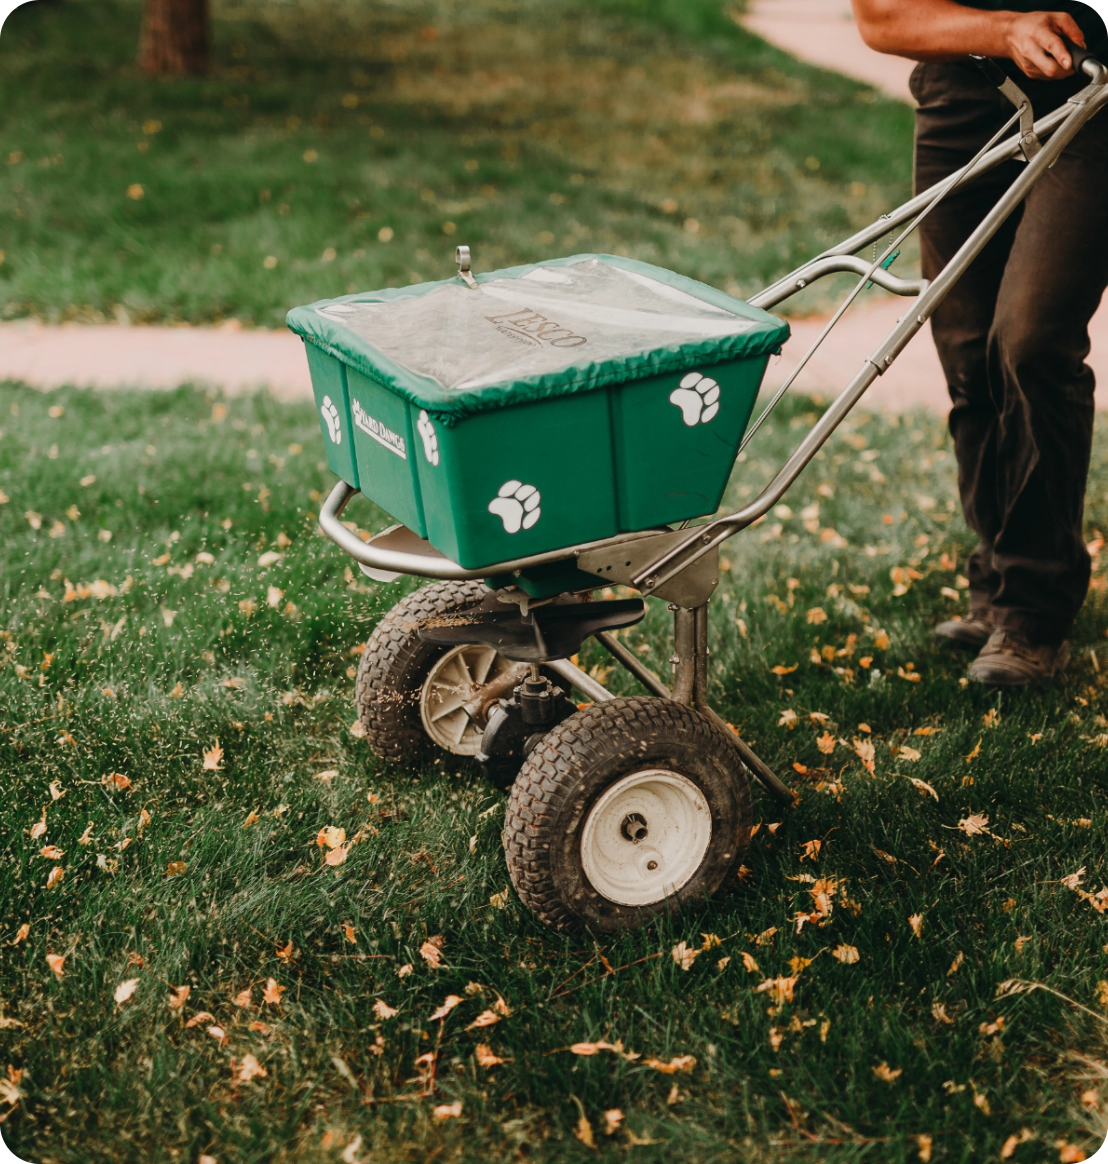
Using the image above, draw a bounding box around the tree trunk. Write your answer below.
[139,0,210,76]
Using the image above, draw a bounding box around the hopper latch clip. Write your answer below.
[455,245,479,290]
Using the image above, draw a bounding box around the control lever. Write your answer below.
[970,55,1040,160]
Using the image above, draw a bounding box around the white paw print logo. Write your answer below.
[669,371,720,426]
[417,410,439,466]
[488,480,541,533]
[320,395,342,444]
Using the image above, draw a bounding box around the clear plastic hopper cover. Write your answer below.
[313,258,763,390]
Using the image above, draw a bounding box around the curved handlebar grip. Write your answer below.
[1061,37,1107,81]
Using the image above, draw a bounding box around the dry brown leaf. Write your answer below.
[103,772,132,791]
[324,844,350,867]
[917,1133,934,1162]
[569,1041,624,1057]
[754,926,777,947]
[420,936,445,969]
[965,739,982,763]
[799,839,821,862]
[14,924,30,946]
[243,810,259,828]
[897,746,922,762]
[343,924,356,944]
[433,1101,462,1121]
[275,940,295,963]
[249,1020,273,1034]
[771,664,799,675]
[165,861,188,877]
[573,1114,595,1148]
[184,1011,215,1028]
[46,953,65,978]
[466,1009,500,1030]
[475,1044,505,1067]
[931,1001,954,1024]
[700,932,721,951]
[717,956,731,971]
[832,945,860,964]
[233,987,253,1008]
[644,1055,696,1074]
[316,826,346,850]
[816,732,835,754]
[907,777,939,801]
[235,1053,268,1083]
[909,913,924,939]
[114,978,139,1005]
[77,823,94,846]
[168,985,190,1009]
[947,951,965,977]
[40,844,64,860]
[202,742,223,771]
[30,809,47,841]
[1057,1144,1086,1163]
[873,1062,902,1083]
[430,994,463,1021]
[754,976,797,1005]
[603,1109,624,1136]
[207,1025,228,1043]
[741,952,760,974]
[671,941,700,971]
[958,814,990,837]
[853,737,876,774]
[340,1136,362,1164]
[46,866,64,889]
[262,978,285,1007]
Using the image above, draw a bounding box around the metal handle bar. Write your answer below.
[752,57,1107,301]
[634,70,1108,597]
[752,254,927,311]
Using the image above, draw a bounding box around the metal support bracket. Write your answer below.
[577,527,720,607]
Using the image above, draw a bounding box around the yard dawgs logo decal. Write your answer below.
[485,308,588,349]
[352,399,407,459]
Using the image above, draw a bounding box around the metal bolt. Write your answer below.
[647,860,658,871]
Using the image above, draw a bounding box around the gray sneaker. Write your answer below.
[966,628,1070,687]
[934,608,993,652]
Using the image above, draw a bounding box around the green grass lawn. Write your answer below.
[0,0,914,326]
[1,379,1108,1162]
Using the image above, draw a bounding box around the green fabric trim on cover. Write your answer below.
[286,254,789,426]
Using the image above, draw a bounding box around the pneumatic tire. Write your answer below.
[355,579,490,765]
[504,697,752,933]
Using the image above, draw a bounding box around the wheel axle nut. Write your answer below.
[620,812,649,843]
[646,860,658,871]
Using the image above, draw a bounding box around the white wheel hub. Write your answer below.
[579,768,712,907]
[420,644,515,755]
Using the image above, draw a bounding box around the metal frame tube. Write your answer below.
[635,80,1108,596]
[595,631,672,699]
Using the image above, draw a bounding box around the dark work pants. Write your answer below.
[912,61,1108,646]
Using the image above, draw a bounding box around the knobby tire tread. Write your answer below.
[355,580,488,764]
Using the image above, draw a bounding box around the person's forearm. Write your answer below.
[851,0,1085,78]
[852,0,1018,61]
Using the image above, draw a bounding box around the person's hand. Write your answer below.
[1000,10,1086,78]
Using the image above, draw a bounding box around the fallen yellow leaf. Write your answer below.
[430,994,463,1021]
[114,978,139,1005]
[644,1055,696,1074]
[671,941,700,971]
[236,1053,268,1083]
